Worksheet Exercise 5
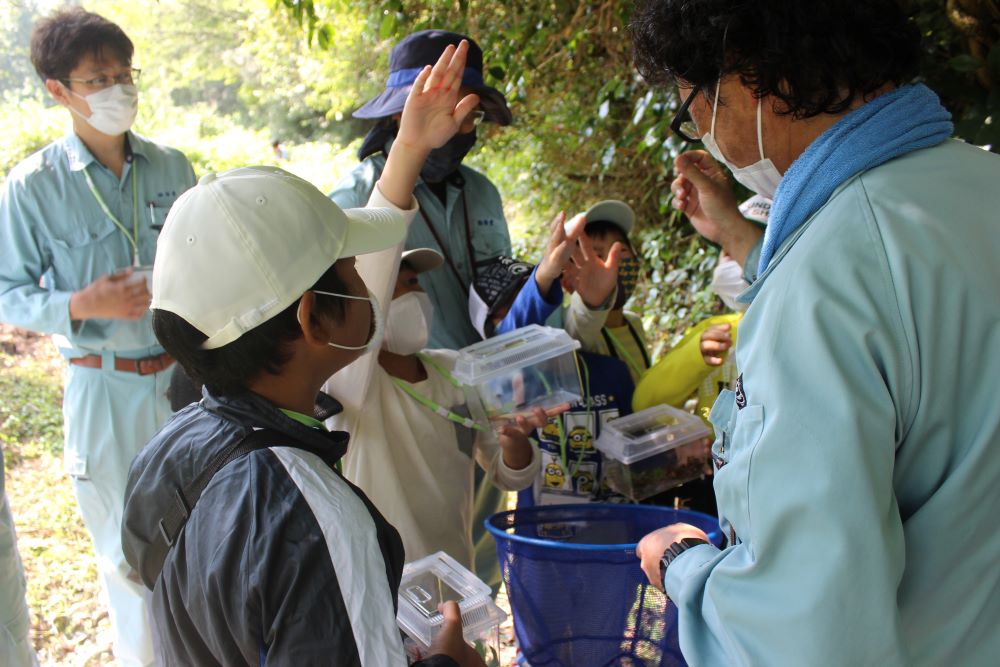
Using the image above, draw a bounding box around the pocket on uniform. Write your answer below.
[708,389,736,470]
[137,204,173,265]
[64,450,89,480]
[49,216,120,288]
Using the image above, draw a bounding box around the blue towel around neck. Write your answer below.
[758,84,954,276]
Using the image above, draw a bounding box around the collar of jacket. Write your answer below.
[201,390,350,466]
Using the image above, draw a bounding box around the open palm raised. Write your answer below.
[396,40,481,152]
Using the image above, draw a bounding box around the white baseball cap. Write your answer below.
[151,166,408,350]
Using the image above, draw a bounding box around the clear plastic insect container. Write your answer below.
[594,404,712,501]
[452,324,582,427]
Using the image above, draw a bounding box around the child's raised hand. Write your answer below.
[534,211,581,293]
[396,40,481,153]
[570,231,622,308]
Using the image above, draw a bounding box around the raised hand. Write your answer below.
[672,150,762,266]
[568,229,622,309]
[534,211,581,294]
[396,40,481,153]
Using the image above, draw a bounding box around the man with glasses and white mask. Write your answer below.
[0,8,195,665]
[629,1,1000,666]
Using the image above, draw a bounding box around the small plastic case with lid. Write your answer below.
[594,404,712,501]
[397,550,507,654]
[452,324,582,426]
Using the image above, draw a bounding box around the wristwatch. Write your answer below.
[659,537,709,585]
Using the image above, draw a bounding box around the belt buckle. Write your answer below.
[135,355,156,376]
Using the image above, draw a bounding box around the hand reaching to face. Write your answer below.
[671,150,742,245]
[396,40,481,153]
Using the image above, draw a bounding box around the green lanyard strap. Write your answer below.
[82,162,140,266]
[601,320,650,380]
[390,354,487,432]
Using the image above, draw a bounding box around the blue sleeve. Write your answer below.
[495,266,562,335]
[0,176,75,338]
[328,159,379,210]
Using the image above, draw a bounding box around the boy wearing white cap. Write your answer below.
[328,248,546,570]
[121,43,489,666]
[563,200,652,385]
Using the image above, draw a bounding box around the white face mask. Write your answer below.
[384,290,433,355]
[701,79,783,199]
[67,83,138,136]
[304,287,384,353]
[710,255,750,312]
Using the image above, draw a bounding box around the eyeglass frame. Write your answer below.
[60,67,141,90]
[670,85,702,143]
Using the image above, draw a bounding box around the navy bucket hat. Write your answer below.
[354,29,513,126]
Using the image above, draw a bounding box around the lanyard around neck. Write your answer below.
[417,187,477,292]
[390,353,487,432]
[82,161,140,266]
[602,320,650,380]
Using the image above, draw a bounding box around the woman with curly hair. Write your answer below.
[630,1,1000,665]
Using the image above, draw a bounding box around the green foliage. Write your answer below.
[0,98,65,177]
[0,357,64,463]
[277,0,1000,347]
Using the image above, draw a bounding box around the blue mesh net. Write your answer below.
[486,503,723,667]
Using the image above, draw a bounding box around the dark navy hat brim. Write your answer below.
[353,81,512,126]
[353,29,512,125]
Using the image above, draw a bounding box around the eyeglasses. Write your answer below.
[670,86,702,143]
[62,68,141,90]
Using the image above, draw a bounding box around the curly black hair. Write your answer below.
[629,0,921,118]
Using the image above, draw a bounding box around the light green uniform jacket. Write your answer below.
[666,139,1000,666]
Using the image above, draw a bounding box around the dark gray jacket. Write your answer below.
[122,389,457,666]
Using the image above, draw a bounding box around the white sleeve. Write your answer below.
[473,430,540,491]
[322,184,418,430]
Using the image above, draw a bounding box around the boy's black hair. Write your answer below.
[153,264,349,397]
[583,220,630,243]
[30,7,134,82]
[629,0,920,119]
[584,220,636,256]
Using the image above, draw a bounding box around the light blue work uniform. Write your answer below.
[330,153,512,350]
[664,140,1000,666]
[0,131,195,667]
[1,448,36,667]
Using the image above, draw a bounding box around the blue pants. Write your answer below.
[62,360,173,667]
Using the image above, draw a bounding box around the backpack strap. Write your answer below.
[142,427,319,588]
